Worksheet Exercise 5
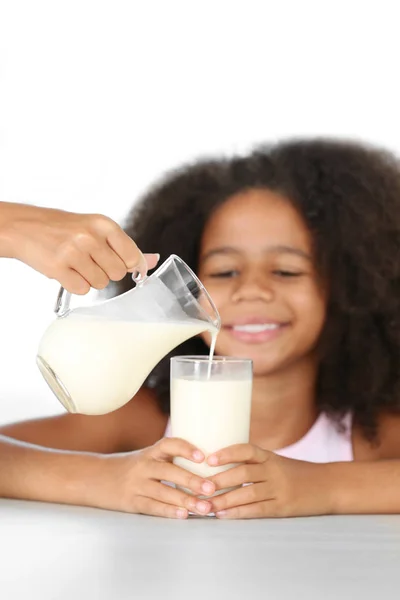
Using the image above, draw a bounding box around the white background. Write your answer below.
[1,0,400,425]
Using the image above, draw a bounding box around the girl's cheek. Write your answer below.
[198,283,226,322]
[203,282,231,307]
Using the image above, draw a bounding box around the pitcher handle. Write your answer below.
[55,286,71,317]
[54,271,145,318]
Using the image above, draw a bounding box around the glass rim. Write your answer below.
[171,355,253,365]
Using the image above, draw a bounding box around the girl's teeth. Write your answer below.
[232,324,279,333]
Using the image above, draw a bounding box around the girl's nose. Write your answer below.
[231,274,274,303]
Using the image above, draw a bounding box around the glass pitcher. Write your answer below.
[36,255,221,415]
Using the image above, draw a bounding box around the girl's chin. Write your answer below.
[213,345,282,372]
[249,361,285,377]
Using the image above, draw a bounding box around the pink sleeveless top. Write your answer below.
[164,412,353,463]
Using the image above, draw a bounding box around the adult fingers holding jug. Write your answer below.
[0,201,160,294]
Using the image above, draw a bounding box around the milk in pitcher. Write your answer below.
[38,316,215,415]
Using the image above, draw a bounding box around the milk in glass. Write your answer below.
[171,357,252,496]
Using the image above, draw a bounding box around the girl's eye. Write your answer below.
[273,270,303,278]
[209,270,239,279]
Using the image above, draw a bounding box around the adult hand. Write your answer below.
[0,202,159,293]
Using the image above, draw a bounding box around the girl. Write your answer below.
[2,137,400,519]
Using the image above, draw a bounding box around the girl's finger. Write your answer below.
[151,437,205,464]
[210,464,264,491]
[207,444,268,467]
[133,496,189,519]
[144,481,212,516]
[151,461,215,498]
[211,482,272,514]
[215,500,276,520]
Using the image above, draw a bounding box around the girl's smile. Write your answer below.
[223,317,290,344]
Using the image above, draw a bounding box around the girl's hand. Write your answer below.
[207,444,335,519]
[99,438,215,519]
[0,203,159,293]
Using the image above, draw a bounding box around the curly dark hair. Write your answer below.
[114,139,400,440]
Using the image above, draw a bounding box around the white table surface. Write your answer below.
[1,499,399,600]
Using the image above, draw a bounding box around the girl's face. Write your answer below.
[198,189,327,376]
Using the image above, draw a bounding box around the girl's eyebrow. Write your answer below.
[201,245,312,261]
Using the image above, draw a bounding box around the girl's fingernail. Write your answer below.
[208,454,219,466]
[216,511,227,518]
[202,481,214,495]
[176,508,188,519]
[196,501,211,514]
[192,450,204,462]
